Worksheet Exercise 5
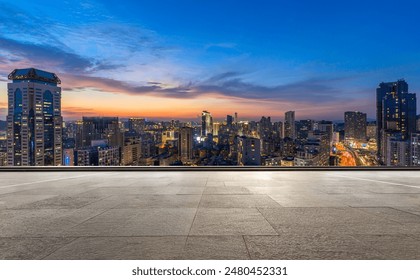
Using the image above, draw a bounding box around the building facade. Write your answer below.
[344,111,367,141]
[201,110,213,137]
[237,136,261,165]
[178,126,194,164]
[284,111,296,139]
[82,117,123,148]
[376,80,417,164]
[7,68,62,166]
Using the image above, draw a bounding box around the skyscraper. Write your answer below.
[376,80,417,163]
[179,126,193,163]
[82,117,123,147]
[7,68,62,166]
[201,110,213,136]
[284,111,296,139]
[226,115,233,128]
[344,111,367,141]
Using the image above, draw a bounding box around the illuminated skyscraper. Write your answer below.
[201,110,213,136]
[284,111,296,139]
[376,80,417,163]
[179,126,193,163]
[344,111,367,141]
[7,68,62,166]
[82,117,123,147]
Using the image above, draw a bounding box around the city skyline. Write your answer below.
[1,0,420,120]
[3,66,419,167]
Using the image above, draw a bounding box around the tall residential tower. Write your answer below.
[201,110,213,137]
[284,111,296,139]
[376,80,416,164]
[344,111,367,141]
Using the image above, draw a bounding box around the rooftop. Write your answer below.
[1,170,420,260]
[8,68,61,85]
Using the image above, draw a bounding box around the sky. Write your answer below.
[1,0,420,121]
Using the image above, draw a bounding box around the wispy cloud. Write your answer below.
[0,37,115,73]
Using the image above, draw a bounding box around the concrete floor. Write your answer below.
[1,171,420,259]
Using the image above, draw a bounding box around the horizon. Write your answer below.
[1,0,420,120]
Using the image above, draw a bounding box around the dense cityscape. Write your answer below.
[0,68,419,167]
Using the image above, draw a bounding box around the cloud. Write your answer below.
[59,70,355,106]
[0,37,119,74]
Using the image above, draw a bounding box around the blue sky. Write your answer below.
[0,0,419,120]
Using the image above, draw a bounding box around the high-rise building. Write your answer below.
[284,111,296,139]
[317,120,333,147]
[386,135,410,166]
[128,118,145,135]
[121,138,141,166]
[201,110,213,136]
[212,122,221,137]
[179,127,193,163]
[296,119,314,140]
[82,117,123,148]
[273,121,283,139]
[411,133,420,166]
[226,115,233,128]
[366,122,377,140]
[237,136,261,165]
[7,68,62,166]
[376,80,417,163]
[344,111,367,141]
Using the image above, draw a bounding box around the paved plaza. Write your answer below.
[1,171,420,259]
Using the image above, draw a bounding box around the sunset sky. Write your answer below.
[1,0,420,121]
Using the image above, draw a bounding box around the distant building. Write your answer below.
[7,68,62,166]
[273,121,283,139]
[386,135,409,166]
[411,133,420,166]
[75,144,120,166]
[376,80,417,164]
[316,120,333,148]
[366,122,377,140]
[344,111,367,141]
[63,148,74,166]
[294,133,329,166]
[212,122,221,137]
[121,138,141,166]
[128,118,145,135]
[82,117,123,148]
[284,111,296,139]
[201,110,213,136]
[0,151,7,166]
[179,127,194,163]
[226,115,233,128]
[237,136,261,165]
[296,119,314,140]
[417,115,420,132]
[162,130,177,144]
